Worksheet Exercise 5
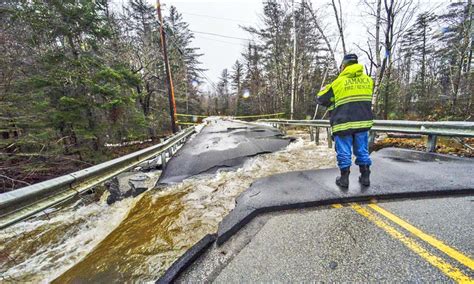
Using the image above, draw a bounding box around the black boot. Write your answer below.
[336,168,350,188]
[359,165,371,186]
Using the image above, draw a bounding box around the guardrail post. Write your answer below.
[426,135,437,152]
[326,128,333,148]
[161,152,167,167]
[309,127,314,141]
[315,127,320,145]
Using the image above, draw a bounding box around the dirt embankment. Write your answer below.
[0,139,162,193]
[373,137,474,157]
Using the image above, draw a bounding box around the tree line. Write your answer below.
[210,0,473,121]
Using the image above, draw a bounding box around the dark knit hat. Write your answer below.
[342,54,358,65]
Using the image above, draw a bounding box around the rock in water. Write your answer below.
[106,172,153,204]
[128,174,150,197]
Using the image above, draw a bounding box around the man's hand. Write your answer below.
[316,84,334,107]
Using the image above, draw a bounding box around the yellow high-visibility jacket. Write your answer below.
[316,64,374,136]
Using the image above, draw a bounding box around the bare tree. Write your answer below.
[360,0,415,118]
[373,0,382,106]
[330,0,347,55]
[302,1,338,71]
[357,0,384,112]
[449,0,472,114]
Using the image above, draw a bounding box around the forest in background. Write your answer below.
[1,0,205,189]
[1,0,472,191]
[213,0,473,121]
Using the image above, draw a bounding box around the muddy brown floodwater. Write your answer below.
[0,195,139,283]
[1,130,336,283]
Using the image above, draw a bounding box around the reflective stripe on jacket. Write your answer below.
[316,64,374,136]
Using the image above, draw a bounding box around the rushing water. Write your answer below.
[1,130,336,283]
[0,196,138,283]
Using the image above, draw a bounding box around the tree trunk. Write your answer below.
[331,0,346,54]
[452,0,472,115]
[383,67,392,119]
[372,0,383,113]
[303,2,338,70]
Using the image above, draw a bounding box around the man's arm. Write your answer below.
[316,84,334,107]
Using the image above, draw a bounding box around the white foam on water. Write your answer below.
[131,132,336,279]
[0,196,138,283]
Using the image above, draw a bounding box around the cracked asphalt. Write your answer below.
[158,119,291,184]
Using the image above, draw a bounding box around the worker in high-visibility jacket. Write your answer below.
[316,54,373,188]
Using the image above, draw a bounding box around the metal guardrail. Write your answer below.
[0,126,196,230]
[259,119,474,152]
[177,113,286,125]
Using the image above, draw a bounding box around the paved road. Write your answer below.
[178,196,474,282]
[216,147,473,245]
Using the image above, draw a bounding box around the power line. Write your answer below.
[197,35,248,47]
[198,69,219,92]
[180,12,253,24]
[156,25,238,92]
[190,30,252,41]
[158,25,219,92]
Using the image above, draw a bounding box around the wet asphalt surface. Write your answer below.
[215,147,474,245]
[380,196,473,259]
[180,196,473,282]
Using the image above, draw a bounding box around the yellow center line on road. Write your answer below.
[350,203,473,283]
[332,204,344,209]
[368,204,474,271]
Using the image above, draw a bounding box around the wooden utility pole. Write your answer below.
[290,0,297,120]
[157,0,178,133]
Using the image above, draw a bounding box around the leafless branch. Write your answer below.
[0,174,31,187]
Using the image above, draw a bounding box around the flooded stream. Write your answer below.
[1,130,336,282]
[0,196,139,282]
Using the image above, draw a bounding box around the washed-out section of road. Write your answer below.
[52,124,335,282]
[158,119,292,184]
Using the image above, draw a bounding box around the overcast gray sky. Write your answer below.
[156,0,263,90]
[144,0,444,89]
